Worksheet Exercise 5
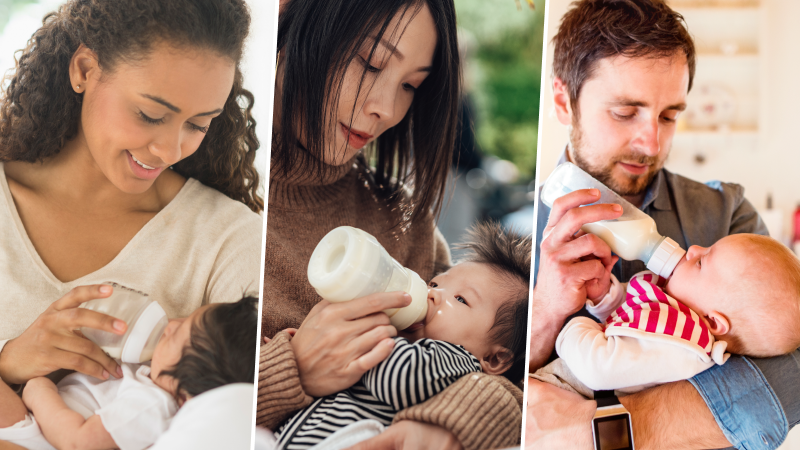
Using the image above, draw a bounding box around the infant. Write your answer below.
[557,233,800,393]
[0,296,257,450]
[276,223,531,449]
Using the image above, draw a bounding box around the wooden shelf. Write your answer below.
[668,0,759,8]
[675,128,758,137]
[696,52,758,59]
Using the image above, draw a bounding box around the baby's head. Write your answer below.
[149,296,258,403]
[665,234,800,357]
[404,222,530,384]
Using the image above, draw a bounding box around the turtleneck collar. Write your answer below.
[267,154,359,210]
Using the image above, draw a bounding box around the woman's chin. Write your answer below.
[108,172,159,195]
[321,147,360,166]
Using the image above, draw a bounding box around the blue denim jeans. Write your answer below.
[690,352,800,450]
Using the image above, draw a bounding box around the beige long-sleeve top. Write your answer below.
[0,163,263,354]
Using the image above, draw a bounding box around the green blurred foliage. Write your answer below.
[455,0,544,180]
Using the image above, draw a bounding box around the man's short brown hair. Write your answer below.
[553,0,696,114]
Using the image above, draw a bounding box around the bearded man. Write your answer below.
[526,1,795,449]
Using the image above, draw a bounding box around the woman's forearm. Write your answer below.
[394,373,523,450]
[0,380,26,428]
[256,331,312,429]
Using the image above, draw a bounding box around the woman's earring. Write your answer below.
[75,84,82,92]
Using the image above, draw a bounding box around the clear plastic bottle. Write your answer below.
[540,162,686,278]
[81,283,168,363]
[307,226,428,330]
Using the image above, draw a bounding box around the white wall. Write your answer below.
[241,0,278,187]
[538,0,800,244]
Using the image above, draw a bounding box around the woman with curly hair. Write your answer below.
[258,1,523,448]
[0,0,262,397]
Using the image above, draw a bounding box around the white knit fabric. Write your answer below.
[0,163,262,353]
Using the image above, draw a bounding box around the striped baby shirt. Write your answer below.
[605,271,714,359]
[275,337,482,449]
[556,270,729,393]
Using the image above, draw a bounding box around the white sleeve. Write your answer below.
[556,317,715,392]
[97,369,178,450]
[584,274,625,322]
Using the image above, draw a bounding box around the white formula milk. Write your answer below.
[542,162,686,278]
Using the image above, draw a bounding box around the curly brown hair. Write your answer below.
[0,0,263,212]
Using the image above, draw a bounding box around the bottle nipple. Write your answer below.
[646,237,686,278]
[122,302,168,363]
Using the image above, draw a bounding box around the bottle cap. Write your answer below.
[646,237,686,279]
[121,301,167,363]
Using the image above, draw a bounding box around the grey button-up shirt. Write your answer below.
[534,160,768,281]
[534,155,799,450]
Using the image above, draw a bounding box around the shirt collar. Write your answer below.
[640,169,672,211]
[556,146,672,211]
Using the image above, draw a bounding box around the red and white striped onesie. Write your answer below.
[556,271,729,394]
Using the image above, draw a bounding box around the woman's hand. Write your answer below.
[291,292,411,397]
[345,421,462,450]
[0,285,126,384]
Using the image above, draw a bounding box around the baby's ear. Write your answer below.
[480,345,514,376]
[706,311,731,336]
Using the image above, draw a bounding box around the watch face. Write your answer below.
[593,413,633,450]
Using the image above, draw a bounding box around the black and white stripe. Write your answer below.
[276,338,482,449]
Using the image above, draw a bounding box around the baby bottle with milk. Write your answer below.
[307,226,429,330]
[81,283,168,363]
[540,162,686,278]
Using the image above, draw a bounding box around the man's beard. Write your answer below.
[569,118,662,198]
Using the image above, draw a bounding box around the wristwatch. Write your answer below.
[592,391,634,450]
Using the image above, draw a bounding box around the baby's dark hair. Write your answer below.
[455,222,531,384]
[162,296,258,402]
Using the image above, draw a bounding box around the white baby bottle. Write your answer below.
[540,162,686,278]
[80,283,168,363]
[307,226,429,330]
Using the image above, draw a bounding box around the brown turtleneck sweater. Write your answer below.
[258,157,522,449]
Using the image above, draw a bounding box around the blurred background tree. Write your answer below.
[437,0,545,248]
[456,0,544,180]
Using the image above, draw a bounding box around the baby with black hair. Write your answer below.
[276,223,530,449]
[0,296,257,450]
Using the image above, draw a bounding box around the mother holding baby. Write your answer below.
[0,0,262,428]
[258,0,523,449]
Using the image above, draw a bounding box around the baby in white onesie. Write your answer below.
[0,296,257,450]
[557,233,800,393]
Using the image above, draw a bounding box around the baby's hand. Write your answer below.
[22,377,57,408]
[263,328,298,344]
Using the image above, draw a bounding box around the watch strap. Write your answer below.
[594,390,621,408]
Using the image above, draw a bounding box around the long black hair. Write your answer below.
[274,0,460,223]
